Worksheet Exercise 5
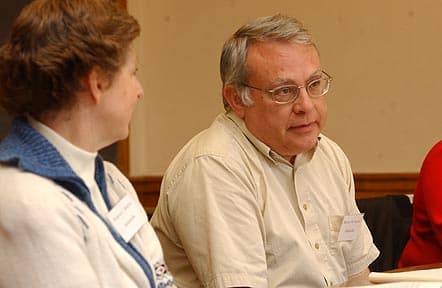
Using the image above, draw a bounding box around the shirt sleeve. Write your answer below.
[166,155,268,288]
[346,188,380,275]
[420,142,442,244]
[327,139,380,276]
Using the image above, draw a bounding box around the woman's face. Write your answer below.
[98,48,143,144]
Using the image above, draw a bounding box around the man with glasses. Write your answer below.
[151,14,379,287]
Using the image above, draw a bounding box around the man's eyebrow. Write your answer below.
[309,69,323,78]
[269,78,294,87]
[268,69,323,87]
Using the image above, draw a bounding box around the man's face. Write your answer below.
[240,41,327,162]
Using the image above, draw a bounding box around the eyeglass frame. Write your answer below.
[241,70,333,105]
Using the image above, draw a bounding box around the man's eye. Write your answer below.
[309,79,321,88]
[275,86,293,95]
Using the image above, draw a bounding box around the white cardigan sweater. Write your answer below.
[0,118,175,288]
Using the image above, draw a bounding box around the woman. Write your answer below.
[0,0,175,287]
[398,141,442,267]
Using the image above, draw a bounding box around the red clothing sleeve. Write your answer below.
[398,141,442,267]
[420,141,442,243]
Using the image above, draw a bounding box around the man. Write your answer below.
[151,14,379,287]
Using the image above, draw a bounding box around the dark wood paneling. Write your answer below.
[0,1,30,139]
[117,138,129,176]
[354,173,418,199]
[130,173,420,212]
[131,175,163,214]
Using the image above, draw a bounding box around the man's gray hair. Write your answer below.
[220,14,315,111]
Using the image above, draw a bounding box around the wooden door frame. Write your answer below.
[116,0,129,176]
[117,0,127,9]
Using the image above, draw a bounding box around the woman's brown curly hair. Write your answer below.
[0,0,140,118]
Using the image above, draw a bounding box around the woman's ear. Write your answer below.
[223,85,246,118]
[86,66,108,104]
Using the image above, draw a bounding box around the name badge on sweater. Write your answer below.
[107,194,147,242]
[337,214,364,242]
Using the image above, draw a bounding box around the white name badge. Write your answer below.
[107,194,147,242]
[338,214,364,242]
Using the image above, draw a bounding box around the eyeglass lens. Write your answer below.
[272,73,330,103]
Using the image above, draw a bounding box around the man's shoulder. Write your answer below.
[314,134,352,176]
[172,114,249,162]
[317,134,347,158]
[161,114,259,190]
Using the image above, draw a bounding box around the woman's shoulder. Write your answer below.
[0,164,85,230]
[415,141,442,182]
[0,164,63,198]
[422,140,442,167]
[427,140,442,156]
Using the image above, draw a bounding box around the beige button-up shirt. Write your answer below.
[151,112,379,288]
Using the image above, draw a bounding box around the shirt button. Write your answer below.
[303,204,308,210]
[315,243,320,249]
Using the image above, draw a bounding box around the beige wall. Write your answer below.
[128,0,442,176]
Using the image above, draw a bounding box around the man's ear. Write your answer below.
[223,85,247,118]
[86,67,108,104]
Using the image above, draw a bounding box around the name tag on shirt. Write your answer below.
[337,214,364,242]
[107,194,147,242]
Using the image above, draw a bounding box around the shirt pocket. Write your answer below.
[265,237,281,266]
[328,215,344,256]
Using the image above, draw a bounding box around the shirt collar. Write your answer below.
[28,117,97,188]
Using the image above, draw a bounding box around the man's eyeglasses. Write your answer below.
[242,70,332,104]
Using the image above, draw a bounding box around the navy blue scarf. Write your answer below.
[0,118,155,287]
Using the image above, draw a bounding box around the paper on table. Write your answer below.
[369,268,442,283]
[347,282,442,288]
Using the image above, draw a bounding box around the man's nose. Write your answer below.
[292,86,314,114]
